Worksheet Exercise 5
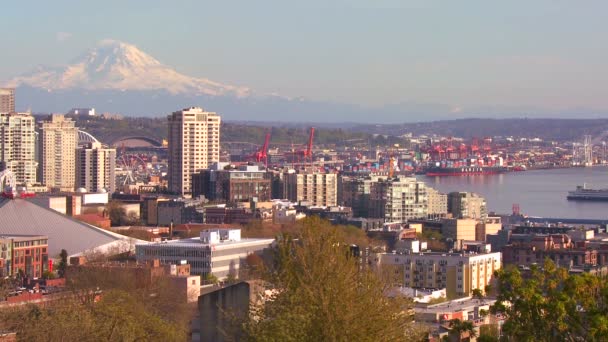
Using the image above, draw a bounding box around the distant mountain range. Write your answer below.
[3,40,607,122]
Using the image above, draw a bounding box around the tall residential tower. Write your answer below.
[39,114,78,191]
[76,142,116,193]
[168,107,221,196]
[0,112,37,185]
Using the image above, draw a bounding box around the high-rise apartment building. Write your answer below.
[39,114,78,191]
[0,112,37,185]
[448,192,487,219]
[283,170,337,207]
[0,88,15,113]
[76,142,116,193]
[168,107,221,196]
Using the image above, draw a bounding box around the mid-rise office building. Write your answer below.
[38,114,78,191]
[76,142,116,193]
[0,112,37,185]
[427,187,448,218]
[376,250,501,298]
[283,170,337,207]
[0,88,15,113]
[448,192,487,219]
[340,176,373,217]
[192,163,272,203]
[168,107,221,196]
[136,228,273,280]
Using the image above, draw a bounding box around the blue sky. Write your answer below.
[1,0,607,113]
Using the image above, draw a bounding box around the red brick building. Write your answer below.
[0,235,49,278]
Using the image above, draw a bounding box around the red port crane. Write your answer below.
[284,127,315,165]
[251,133,271,167]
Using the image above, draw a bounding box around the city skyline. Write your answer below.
[1,1,608,121]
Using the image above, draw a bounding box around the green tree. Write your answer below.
[448,319,477,342]
[105,201,126,226]
[204,273,219,285]
[243,217,424,341]
[491,258,608,341]
[58,249,68,278]
[471,288,484,300]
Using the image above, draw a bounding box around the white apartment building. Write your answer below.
[76,142,116,193]
[376,250,501,298]
[168,107,221,196]
[283,170,338,207]
[39,114,77,191]
[0,112,37,185]
[135,228,274,280]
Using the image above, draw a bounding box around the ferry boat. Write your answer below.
[567,184,608,201]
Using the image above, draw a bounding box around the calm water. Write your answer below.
[419,166,608,219]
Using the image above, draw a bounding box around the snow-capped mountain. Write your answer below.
[6,39,251,98]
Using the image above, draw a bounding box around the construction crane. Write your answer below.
[251,133,271,167]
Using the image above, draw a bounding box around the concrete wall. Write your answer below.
[198,282,250,342]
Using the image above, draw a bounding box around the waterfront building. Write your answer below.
[369,176,428,222]
[0,88,15,113]
[0,112,37,185]
[341,175,428,222]
[376,250,501,297]
[283,169,337,207]
[135,228,274,280]
[448,192,487,219]
[192,163,271,203]
[38,114,78,191]
[167,107,221,196]
[75,142,116,193]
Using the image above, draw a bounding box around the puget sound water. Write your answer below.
[419,166,608,220]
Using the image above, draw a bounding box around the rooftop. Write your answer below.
[137,236,274,249]
[0,198,135,257]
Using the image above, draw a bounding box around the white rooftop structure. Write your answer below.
[136,228,273,279]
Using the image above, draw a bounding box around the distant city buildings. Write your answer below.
[66,107,95,116]
[0,88,15,113]
[76,142,116,193]
[283,170,337,207]
[168,107,221,196]
[38,114,77,191]
[0,112,38,185]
